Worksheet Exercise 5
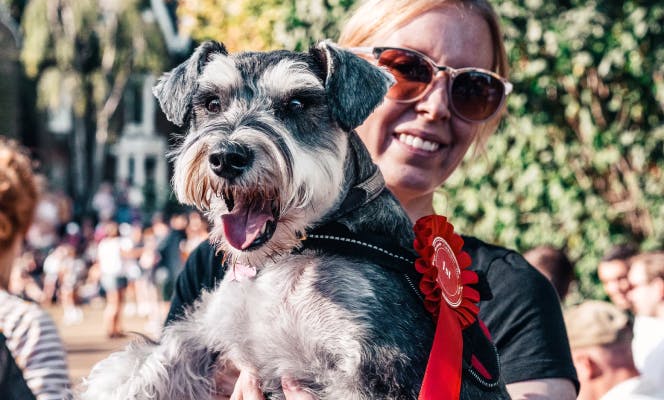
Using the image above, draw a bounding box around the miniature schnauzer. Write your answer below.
[80,41,508,399]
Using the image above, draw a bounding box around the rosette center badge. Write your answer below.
[432,236,463,308]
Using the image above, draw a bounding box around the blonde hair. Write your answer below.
[338,0,509,147]
[0,138,39,251]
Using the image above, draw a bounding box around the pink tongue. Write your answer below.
[221,201,273,250]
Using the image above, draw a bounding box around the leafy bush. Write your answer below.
[440,0,664,298]
[179,0,664,299]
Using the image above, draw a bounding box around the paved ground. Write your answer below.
[47,301,168,388]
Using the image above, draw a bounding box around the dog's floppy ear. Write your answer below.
[153,41,228,126]
[311,41,395,131]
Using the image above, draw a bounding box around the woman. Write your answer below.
[342,2,577,398]
[167,1,578,398]
[0,138,71,399]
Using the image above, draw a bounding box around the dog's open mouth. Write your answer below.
[219,190,278,251]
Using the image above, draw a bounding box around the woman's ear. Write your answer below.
[572,350,602,380]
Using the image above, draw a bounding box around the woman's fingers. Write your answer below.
[212,363,240,400]
[217,367,240,394]
[230,369,265,400]
[282,377,316,400]
[216,368,315,400]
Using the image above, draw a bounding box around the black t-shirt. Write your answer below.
[462,236,578,388]
[166,237,578,388]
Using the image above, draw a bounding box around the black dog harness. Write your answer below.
[298,136,502,389]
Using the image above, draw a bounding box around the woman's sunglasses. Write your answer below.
[350,47,513,122]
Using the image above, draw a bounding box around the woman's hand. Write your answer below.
[212,363,241,400]
[281,377,316,400]
[213,366,315,400]
[228,369,264,400]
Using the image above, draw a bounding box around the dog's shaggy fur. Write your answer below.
[79,41,508,400]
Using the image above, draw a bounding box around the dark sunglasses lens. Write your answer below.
[451,71,504,121]
[377,49,432,101]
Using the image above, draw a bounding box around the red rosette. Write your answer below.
[413,215,479,327]
[414,215,480,400]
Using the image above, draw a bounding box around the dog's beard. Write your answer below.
[173,130,348,268]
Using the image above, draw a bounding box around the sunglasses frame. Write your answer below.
[349,46,513,122]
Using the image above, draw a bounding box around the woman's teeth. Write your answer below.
[398,134,440,152]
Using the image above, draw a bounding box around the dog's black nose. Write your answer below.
[209,142,254,179]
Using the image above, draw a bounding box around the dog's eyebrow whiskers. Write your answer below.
[258,60,323,96]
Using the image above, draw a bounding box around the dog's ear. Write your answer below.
[311,41,394,131]
[153,41,228,127]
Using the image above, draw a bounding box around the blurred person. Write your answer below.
[524,244,576,300]
[97,221,129,338]
[77,260,102,305]
[564,301,661,400]
[598,243,639,310]
[157,212,188,300]
[40,243,70,305]
[51,189,73,237]
[25,177,60,255]
[119,222,144,317]
[8,250,44,302]
[150,212,170,243]
[0,137,71,399]
[138,227,163,336]
[115,180,139,224]
[91,182,116,223]
[58,244,86,325]
[180,210,209,261]
[626,251,664,385]
[74,217,102,305]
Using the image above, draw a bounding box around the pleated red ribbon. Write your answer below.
[413,215,480,400]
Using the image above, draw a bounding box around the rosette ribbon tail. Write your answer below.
[418,302,463,400]
[414,215,479,400]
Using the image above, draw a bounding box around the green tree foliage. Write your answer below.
[177,0,354,51]
[179,0,664,298]
[18,0,167,206]
[439,0,664,298]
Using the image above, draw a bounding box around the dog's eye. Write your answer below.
[286,98,304,112]
[206,97,222,114]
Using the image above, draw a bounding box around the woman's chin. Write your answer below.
[384,168,440,198]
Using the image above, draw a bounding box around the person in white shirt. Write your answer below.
[97,221,129,338]
[564,300,662,400]
[627,251,664,388]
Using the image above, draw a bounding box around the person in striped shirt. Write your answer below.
[0,137,71,400]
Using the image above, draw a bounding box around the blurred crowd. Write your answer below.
[7,180,209,338]
[524,244,664,399]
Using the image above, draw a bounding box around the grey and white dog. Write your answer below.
[80,41,508,400]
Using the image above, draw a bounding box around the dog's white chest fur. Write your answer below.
[200,254,365,378]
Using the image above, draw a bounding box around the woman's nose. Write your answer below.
[415,72,452,121]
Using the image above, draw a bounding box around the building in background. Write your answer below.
[0,0,192,219]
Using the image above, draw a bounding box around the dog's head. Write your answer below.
[154,40,393,266]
